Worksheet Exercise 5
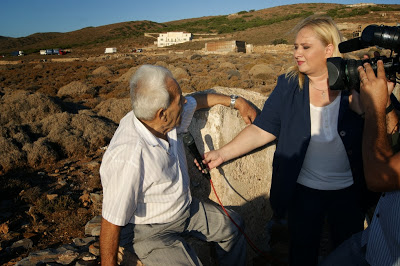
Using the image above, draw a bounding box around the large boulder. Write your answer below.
[186,87,275,263]
[249,63,275,79]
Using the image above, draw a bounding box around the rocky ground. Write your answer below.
[0,46,295,265]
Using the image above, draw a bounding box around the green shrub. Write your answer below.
[272,38,288,45]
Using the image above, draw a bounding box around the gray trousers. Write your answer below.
[120,197,247,266]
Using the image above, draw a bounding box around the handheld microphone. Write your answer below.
[182,132,211,180]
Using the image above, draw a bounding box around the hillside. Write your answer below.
[1,3,399,55]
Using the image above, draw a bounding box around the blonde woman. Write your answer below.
[202,15,371,265]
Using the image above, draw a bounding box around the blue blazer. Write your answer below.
[254,74,373,218]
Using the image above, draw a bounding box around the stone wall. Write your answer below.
[205,41,247,54]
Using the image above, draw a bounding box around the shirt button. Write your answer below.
[382,193,386,197]
[376,213,380,218]
[340,131,346,137]
[347,150,353,155]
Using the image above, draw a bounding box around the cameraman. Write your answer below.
[320,60,400,265]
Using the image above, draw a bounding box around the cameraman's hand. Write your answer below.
[358,60,388,114]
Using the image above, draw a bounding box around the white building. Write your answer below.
[104,47,117,54]
[157,32,192,47]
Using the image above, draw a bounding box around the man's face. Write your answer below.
[162,78,187,132]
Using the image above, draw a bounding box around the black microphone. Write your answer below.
[182,132,211,180]
[338,37,364,53]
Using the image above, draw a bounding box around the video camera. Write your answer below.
[327,24,400,91]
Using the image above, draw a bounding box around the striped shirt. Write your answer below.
[362,191,400,265]
[100,96,197,226]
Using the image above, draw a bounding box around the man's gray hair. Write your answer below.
[130,65,173,120]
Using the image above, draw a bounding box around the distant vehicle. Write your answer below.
[137,48,143,52]
[11,51,24,56]
[105,47,117,54]
[41,48,67,55]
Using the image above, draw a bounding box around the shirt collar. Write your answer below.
[131,112,177,151]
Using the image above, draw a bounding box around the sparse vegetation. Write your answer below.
[156,11,314,34]
[35,195,77,216]
[272,38,288,45]
[327,7,370,18]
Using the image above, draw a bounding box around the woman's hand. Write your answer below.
[194,149,226,170]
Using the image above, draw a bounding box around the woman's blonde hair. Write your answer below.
[286,15,344,89]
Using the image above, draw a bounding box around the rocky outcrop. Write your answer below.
[0,88,117,173]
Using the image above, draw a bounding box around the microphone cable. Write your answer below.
[209,177,285,266]
[182,131,284,265]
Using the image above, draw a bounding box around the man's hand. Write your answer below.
[235,97,257,124]
[358,60,389,115]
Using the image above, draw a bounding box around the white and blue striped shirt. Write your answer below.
[362,191,400,265]
[100,96,197,226]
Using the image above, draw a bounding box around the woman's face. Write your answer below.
[293,26,333,77]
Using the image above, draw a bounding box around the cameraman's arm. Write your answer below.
[383,79,399,137]
[359,61,400,192]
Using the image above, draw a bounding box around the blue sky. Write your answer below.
[1,0,398,38]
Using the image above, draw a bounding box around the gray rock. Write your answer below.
[11,238,33,250]
[73,237,97,247]
[88,242,100,256]
[55,249,79,265]
[80,252,97,261]
[75,259,98,266]
[85,215,102,236]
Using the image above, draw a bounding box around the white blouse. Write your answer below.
[297,92,354,190]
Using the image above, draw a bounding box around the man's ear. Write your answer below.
[156,108,167,122]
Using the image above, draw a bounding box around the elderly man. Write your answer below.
[99,64,257,265]
[320,61,400,265]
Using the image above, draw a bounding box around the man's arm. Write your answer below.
[359,61,400,192]
[100,218,121,266]
[192,93,257,124]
